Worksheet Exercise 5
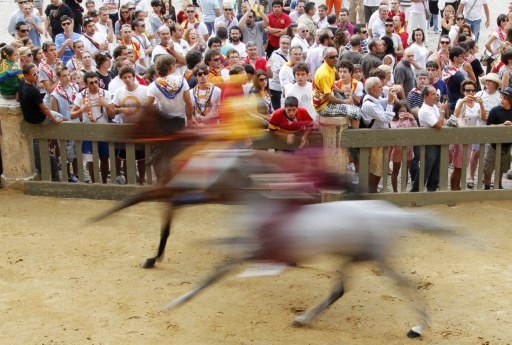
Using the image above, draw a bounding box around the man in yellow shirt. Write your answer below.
[312,46,361,128]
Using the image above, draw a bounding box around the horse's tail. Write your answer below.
[89,187,177,223]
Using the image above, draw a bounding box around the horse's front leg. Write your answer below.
[143,203,174,269]
[292,275,345,327]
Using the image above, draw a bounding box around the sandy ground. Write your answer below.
[1,188,512,345]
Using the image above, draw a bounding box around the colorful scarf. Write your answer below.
[155,76,184,99]
[0,59,22,84]
[39,60,56,82]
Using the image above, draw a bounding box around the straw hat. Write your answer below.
[480,73,502,88]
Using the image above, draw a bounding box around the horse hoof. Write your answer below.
[406,329,422,338]
[292,316,307,328]
[143,258,156,269]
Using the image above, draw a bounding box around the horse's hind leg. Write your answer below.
[292,277,345,327]
[161,257,243,310]
[378,261,431,338]
[143,204,173,269]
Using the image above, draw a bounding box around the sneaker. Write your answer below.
[466,178,474,189]
[507,170,512,179]
[115,175,126,185]
[352,173,359,185]
[68,175,79,183]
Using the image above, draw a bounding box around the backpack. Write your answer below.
[359,98,376,129]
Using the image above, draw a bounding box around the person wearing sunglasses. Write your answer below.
[291,24,310,56]
[7,0,40,37]
[190,63,221,126]
[214,4,239,34]
[181,4,210,42]
[80,16,110,56]
[131,19,153,66]
[14,3,44,48]
[55,16,82,66]
[148,0,165,43]
[14,22,30,41]
[313,46,362,130]
[18,47,33,68]
[449,15,464,43]
[71,71,115,183]
[44,0,74,40]
[19,63,63,124]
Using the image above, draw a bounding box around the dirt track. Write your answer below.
[1,189,511,345]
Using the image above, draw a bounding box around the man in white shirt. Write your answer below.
[269,35,291,111]
[316,4,328,29]
[152,25,185,66]
[291,24,311,56]
[305,29,334,75]
[182,4,210,41]
[228,26,247,58]
[360,76,396,193]
[457,0,490,42]
[371,4,388,39]
[412,85,445,192]
[113,66,148,184]
[290,0,306,22]
[80,16,109,56]
[284,62,318,121]
[279,45,303,92]
[214,3,239,34]
[118,24,147,71]
[169,23,189,75]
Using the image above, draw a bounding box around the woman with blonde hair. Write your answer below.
[18,47,33,68]
[184,28,206,52]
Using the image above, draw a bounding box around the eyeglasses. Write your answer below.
[211,57,220,61]
[24,53,33,57]
[19,29,29,33]
[325,55,337,59]
[456,17,464,20]
[99,51,111,57]
[88,80,99,85]
[31,71,38,77]
[385,24,393,27]
[196,71,208,77]
[129,7,135,10]
[258,78,267,81]
[224,8,233,11]
[121,10,128,14]
[186,10,195,13]
[440,41,450,45]
[360,30,367,34]
[300,29,309,33]
[464,89,476,93]
[247,16,254,18]
[18,1,27,4]
[83,17,94,24]
[62,22,71,27]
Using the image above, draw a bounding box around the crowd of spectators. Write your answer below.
[0,0,511,191]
